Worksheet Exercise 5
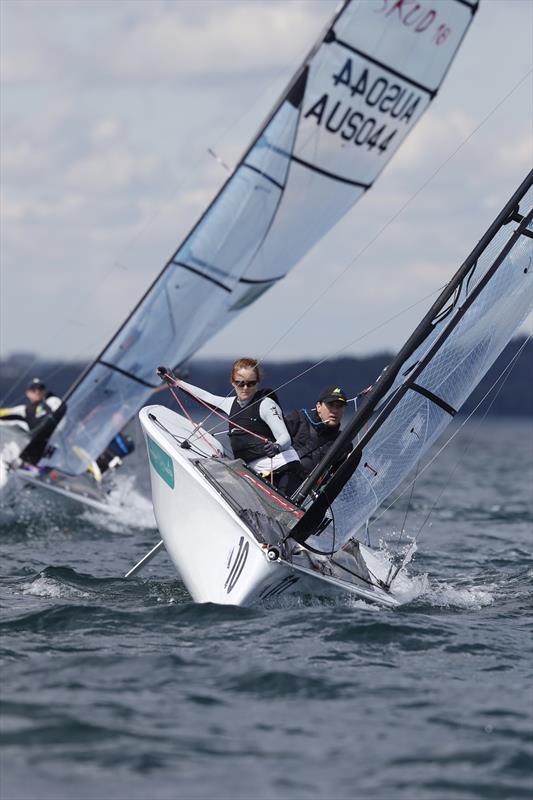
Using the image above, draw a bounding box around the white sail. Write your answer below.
[302,178,533,553]
[41,0,477,476]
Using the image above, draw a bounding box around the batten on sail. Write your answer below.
[40,0,478,476]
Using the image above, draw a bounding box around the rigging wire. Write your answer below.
[252,69,532,367]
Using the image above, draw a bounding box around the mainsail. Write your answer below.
[40,0,478,475]
[290,170,533,553]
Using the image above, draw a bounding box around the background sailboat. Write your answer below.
[14,0,474,491]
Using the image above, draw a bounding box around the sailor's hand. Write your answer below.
[263,441,280,458]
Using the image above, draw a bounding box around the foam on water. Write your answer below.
[21,575,91,600]
[422,580,496,609]
[81,477,156,533]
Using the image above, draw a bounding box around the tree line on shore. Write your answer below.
[1,337,531,419]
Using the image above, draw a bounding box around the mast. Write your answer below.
[290,169,533,543]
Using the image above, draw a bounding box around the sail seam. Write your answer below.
[97,360,159,388]
[239,275,285,285]
[172,261,232,292]
[409,383,457,416]
[454,0,478,11]
[242,162,284,191]
[290,155,371,188]
[332,39,437,98]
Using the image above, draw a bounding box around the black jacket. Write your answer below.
[284,408,351,477]
[228,390,276,463]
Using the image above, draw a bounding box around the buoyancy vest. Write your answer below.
[24,393,57,431]
[284,408,346,476]
[228,390,277,463]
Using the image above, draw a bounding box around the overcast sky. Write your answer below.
[1,0,531,366]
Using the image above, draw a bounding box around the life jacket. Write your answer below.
[284,408,344,476]
[228,390,277,463]
[24,394,56,431]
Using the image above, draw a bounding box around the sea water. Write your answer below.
[1,418,531,800]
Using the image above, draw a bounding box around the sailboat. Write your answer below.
[0,0,477,510]
[139,172,533,605]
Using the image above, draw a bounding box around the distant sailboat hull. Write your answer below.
[140,405,401,607]
[0,423,118,512]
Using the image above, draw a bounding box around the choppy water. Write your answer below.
[1,418,532,800]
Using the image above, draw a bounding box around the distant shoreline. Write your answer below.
[1,337,532,417]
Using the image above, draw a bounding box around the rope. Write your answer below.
[167,384,220,457]
[158,368,269,444]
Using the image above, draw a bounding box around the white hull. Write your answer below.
[140,405,402,608]
[14,469,116,513]
[1,424,116,513]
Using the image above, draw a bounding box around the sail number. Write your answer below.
[303,59,422,154]
[375,1,452,46]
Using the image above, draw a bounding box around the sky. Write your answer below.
[1,0,532,366]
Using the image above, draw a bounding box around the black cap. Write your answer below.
[27,378,46,390]
[317,386,347,404]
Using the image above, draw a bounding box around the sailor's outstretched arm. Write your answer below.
[0,404,26,424]
[175,379,234,415]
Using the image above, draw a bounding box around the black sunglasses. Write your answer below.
[234,380,258,388]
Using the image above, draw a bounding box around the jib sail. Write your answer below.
[290,170,533,553]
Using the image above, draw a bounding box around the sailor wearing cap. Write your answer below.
[0,378,62,432]
[285,385,351,477]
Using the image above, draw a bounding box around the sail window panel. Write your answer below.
[242,161,364,281]
[177,166,283,286]
[42,363,151,475]
[333,0,476,91]
[417,235,533,409]
[244,102,298,188]
[105,269,238,383]
[305,393,451,552]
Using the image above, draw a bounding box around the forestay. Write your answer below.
[41,0,477,475]
[295,174,533,553]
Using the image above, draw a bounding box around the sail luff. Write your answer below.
[290,170,533,543]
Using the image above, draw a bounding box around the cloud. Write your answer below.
[67,147,159,192]
[0,192,83,223]
[110,1,327,81]
[498,134,533,171]
[1,0,531,362]
[90,119,121,143]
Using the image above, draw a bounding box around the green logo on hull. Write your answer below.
[147,436,174,489]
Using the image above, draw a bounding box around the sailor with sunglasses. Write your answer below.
[175,358,301,497]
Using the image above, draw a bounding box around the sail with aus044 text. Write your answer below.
[289,170,533,555]
[41,0,478,476]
